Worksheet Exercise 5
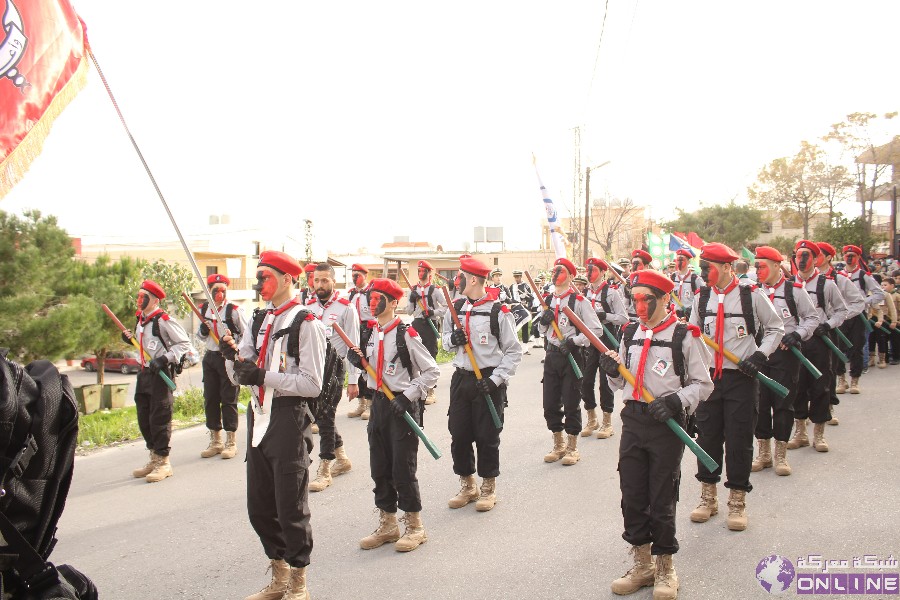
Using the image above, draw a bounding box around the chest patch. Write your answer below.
[651,359,672,377]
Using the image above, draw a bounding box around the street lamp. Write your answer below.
[583,160,612,263]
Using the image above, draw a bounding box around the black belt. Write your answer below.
[455,366,495,376]
[271,396,311,408]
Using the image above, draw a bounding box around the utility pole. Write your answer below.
[583,160,612,263]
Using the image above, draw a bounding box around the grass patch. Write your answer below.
[436,348,456,364]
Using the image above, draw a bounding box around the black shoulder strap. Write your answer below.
[490,303,502,339]
[568,293,577,311]
[395,323,415,379]
[360,322,374,353]
[784,278,799,323]
[150,313,170,351]
[271,309,311,364]
[599,285,612,313]
[816,275,826,311]
[251,307,267,352]
[858,271,867,293]
[425,285,436,310]
[453,298,466,315]
[622,322,640,371]
[671,322,688,388]
[690,273,699,290]
[224,303,237,333]
[739,285,757,338]
[698,286,711,320]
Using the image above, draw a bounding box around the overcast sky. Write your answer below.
[3,1,899,255]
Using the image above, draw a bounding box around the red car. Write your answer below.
[81,351,141,374]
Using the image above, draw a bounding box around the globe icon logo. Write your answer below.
[755,555,795,594]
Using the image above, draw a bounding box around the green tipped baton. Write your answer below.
[835,327,853,348]
[859,313,874,333]
[789,346,822,379]
[701,335,790,399]
[602,324,620,349]
[332,323,442,460]
[102,304,176,391]
[524,271,583,379]
[820,334,849,363]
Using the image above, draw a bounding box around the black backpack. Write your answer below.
[0,352,98,599]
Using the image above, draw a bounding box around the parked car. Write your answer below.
[81,351,141,374]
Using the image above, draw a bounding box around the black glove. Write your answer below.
[648,393,683,423]
[199,322,210,337]
[476,377,498,396]
[149,356,169,374]
[409,290,421,305]
[598,353,621,377]
[219,338,237,361]
[737,350,767,378]
[234,360,266,386]
[121,331,132,345]
[675,308,686,320]
[390,393,414,418]
[539,308,555,326]
[814,323,832,337]
[781,331,802,349]
[346,349,364,370]
[596,311,607,322]
[557,339,575,356]
[450,328,468,347]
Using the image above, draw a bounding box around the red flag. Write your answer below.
[687,232,706,249]
[672,231,687,242]
[1,0,88,198]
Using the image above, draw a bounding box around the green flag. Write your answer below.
[647,233,673,269]
[741,246,755,261]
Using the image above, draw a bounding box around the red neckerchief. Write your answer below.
[375,317,401,391]
[589,282,607,309]
[764,276,785,303]
[416,281,432,316]
[551,289,574,339]
[313,291,339,317]
[712,278,740,379]
[675,270,691,300]
[796,268,819,285]
[352,288,366,316]
[138,308,163,368]
[463,294,491,342]
[256,297,302,407]
[632,312,678,401]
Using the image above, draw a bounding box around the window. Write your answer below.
[206,266,218,276]
[760,222,773,233]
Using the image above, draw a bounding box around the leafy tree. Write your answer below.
[762,236,797,257]
[661,202,764,251]
[748,141,854,239]
[812,214,885,260]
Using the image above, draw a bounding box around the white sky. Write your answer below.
[3,1,899,255]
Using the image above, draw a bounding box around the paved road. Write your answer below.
[54,349,899,599]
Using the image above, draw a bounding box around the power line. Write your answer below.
[586,0,611,106]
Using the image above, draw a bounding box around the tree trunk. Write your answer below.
[96,348,106,385]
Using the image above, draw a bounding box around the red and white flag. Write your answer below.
[1,0,88,198]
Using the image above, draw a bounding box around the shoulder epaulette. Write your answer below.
[407,326,419,337]
[161,313,170,321]
[135,310,141,317]
[338,298,350,306]
[576,294,585,301]
[304,313,316,321]
[366,319,377,329]
[792,281,803,288]
[306,298,316,305]
[500,304,511,313]
[686,323,702,337]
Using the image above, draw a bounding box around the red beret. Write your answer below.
[816,242,836,257]
[794,239,820,258]
[675,248,693,259]
[207,274,230,286]
[630,270,675,295]
[459,254,472,260]
[369,278,403,300]
[350,263,369,274]
[140,279,166,300]
[754,246,783,263]
[460,256,492,278]
[631,249,653,264]
[585,257,609,270]
[700,242,739,264]
[842,245,863,256]
[303,262,317,273]
[417,260,434,271]
[554,257,577,276]
[258,251,302,278]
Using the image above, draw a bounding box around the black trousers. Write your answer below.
[521,320,531,343]
[448,368,505,478]
[828,331,841,407]
[246,398,314,568]
[581,346,615,413]
[412,316,439,358]
[202,351,239,432]
[530,311,541,339]
[794,336,833,424]
[134,369,174,457]
[619,402,685,555]
[542,346,583,435]
[695,370,758,493]
[838,317,865,378]
[368,392,422,513]
[314,364,344,460]
[358,374,372,400]
[869,327,889,354]
[756,348,798,442]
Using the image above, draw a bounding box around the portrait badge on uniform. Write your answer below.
[325,326,334,338]
[279,352,287,373]
[559,315,569,328]
[385,362,396,376]
[147,340,158,351]
[735,324,748,339]
[651,359,671,376]
[782,307,791,319]
[479,333,489,345]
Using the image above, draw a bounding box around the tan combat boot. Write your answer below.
[561,434,580,466]
[310,422,319,434]
[244,559,290,600]
[283,566,310,600]
[869,353,876,367]
[448,475,479,509]
[726,489,748,531]
[813,423,829,452]
[361,398,371,420]
[475,477,497,512]
[836,374,848,394]
[786,419,809,449]
[580,409,599,436]
[751,438,772,472]
[828,404,839,426]
[395,512,427,552]
[878,353,888,369]
[360,509,400,549]
[774,441,791,476]
[595,411,615,439]
[132,451,157,478]
[145,455,173,483]
[689,483,718,523]
[201,429,224,458]
[849,377,860,394]
[424,387,436,405]
[653,554,678,600]
[347,397,366,418]
[331,446,352,476]
[308,460,332,492]
[543,431,566,463]
[221,431,238,459]
[611,543,655,595]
